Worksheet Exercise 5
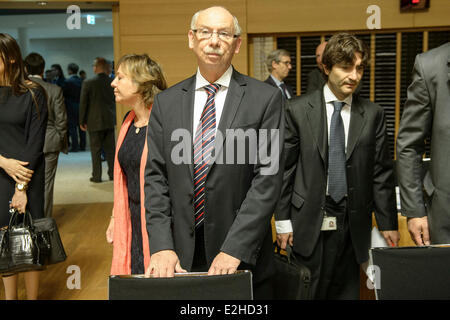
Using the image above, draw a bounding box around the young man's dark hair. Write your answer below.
[321,33,369,75]
[68,63,79,74]
[23,52,45,76]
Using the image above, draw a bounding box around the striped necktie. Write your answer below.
[193,83,220,228]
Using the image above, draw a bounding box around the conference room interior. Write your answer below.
[0,0,449,300]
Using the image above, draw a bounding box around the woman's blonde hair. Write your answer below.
[116,54,167,107]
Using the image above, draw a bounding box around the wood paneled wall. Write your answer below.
[114,0,449,118]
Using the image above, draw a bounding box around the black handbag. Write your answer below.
[273,243,312,300]
[3,208,49,273]
[33,216,66,265]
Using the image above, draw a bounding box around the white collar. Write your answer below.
[324,83,352,107]
[195,65,233,90]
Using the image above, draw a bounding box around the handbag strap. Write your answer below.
[8,208,34,229]
[274,242,297,264]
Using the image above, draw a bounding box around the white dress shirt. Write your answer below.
[192,66,233,142]
[275,84,352,234]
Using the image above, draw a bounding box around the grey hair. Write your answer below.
[265,49,291,72]
[190,6,242,36]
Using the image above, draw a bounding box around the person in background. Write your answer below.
[50,64,65,89]
[264,49,294,99]
[79,57,116,183]
[24,52,68,218]
[79,70,86,81]
[0,33,48,300]
[107,54,167,275]
[306,41,327,93]
[64,63,85,152]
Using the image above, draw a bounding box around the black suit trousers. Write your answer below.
[293,197,360,299]
[88,129,115,180]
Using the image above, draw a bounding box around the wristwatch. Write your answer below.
[15,183,28,191]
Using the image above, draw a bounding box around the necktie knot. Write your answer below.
[204,83,220,96]
[332,101,344,112]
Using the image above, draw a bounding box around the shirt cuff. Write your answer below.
[275,220,293,234]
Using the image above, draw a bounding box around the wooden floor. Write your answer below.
[0,202,113,300]
[0,201,415,300]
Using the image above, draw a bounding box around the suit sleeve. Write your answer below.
[79,81,89,126]
[20,88,48,170]
[274,99,300,221]
[396,55,432,218]
[372,107,398,231]
[145,94,175,254]
[220,89,285,266]
[53,87,68,146]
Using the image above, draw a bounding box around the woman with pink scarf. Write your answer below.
[107,54,167,275]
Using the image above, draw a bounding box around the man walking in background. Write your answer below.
[79,57,116,183]
[64,62,85,152]
[25,52,68,218]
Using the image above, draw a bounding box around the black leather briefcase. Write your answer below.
[370,245,450,300]
[273,244,312,300]
[109,270,253,300]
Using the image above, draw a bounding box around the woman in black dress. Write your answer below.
[0,33,48,299]
[107,54,167,275]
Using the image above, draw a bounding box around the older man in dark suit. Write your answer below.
[24,53,68,218]
[275,33,399,299]
[79,57,116,183]
[264,49,294,99]
[144,6,284,299]
[396,42,450,246]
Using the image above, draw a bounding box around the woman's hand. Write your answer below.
[106,208,114,244]
[0,156,33,184]
[10,189,27,214]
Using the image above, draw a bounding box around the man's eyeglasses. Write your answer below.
[279,61,292,66]
[192,29,239,41]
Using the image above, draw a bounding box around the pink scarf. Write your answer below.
[110,109,151,275]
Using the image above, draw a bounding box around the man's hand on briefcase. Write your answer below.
[145,250,187,278]
[276,232,293,249]
[208,252,241,275]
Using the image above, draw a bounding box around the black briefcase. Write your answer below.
[370,245,450,300]
[273,244,312,300]
[109,270,253,300]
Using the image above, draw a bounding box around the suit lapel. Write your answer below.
[306,90,327,164]
[181,75,196,179]
[207,69,245,174]
[346,95,366,160]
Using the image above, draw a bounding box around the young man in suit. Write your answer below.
[79,57,116,182]
[24,53,68,218]
[275,33,399,299]
[396,42,450,246]
[144,6,284,299]
[264,49,294,99]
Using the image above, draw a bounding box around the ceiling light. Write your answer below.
[36,1,48,6]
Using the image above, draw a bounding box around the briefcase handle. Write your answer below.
[274,242,297,264]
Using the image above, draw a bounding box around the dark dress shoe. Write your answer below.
[90,177,102,183]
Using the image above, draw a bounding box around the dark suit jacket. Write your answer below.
[396,42,450,244]
[264,75,294,99]
[306,68,327,94]
[64,75,82,107]
[30,76,68,154]
[79,73,115,132]
[145,68,284,283]
[275,90,398,263]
